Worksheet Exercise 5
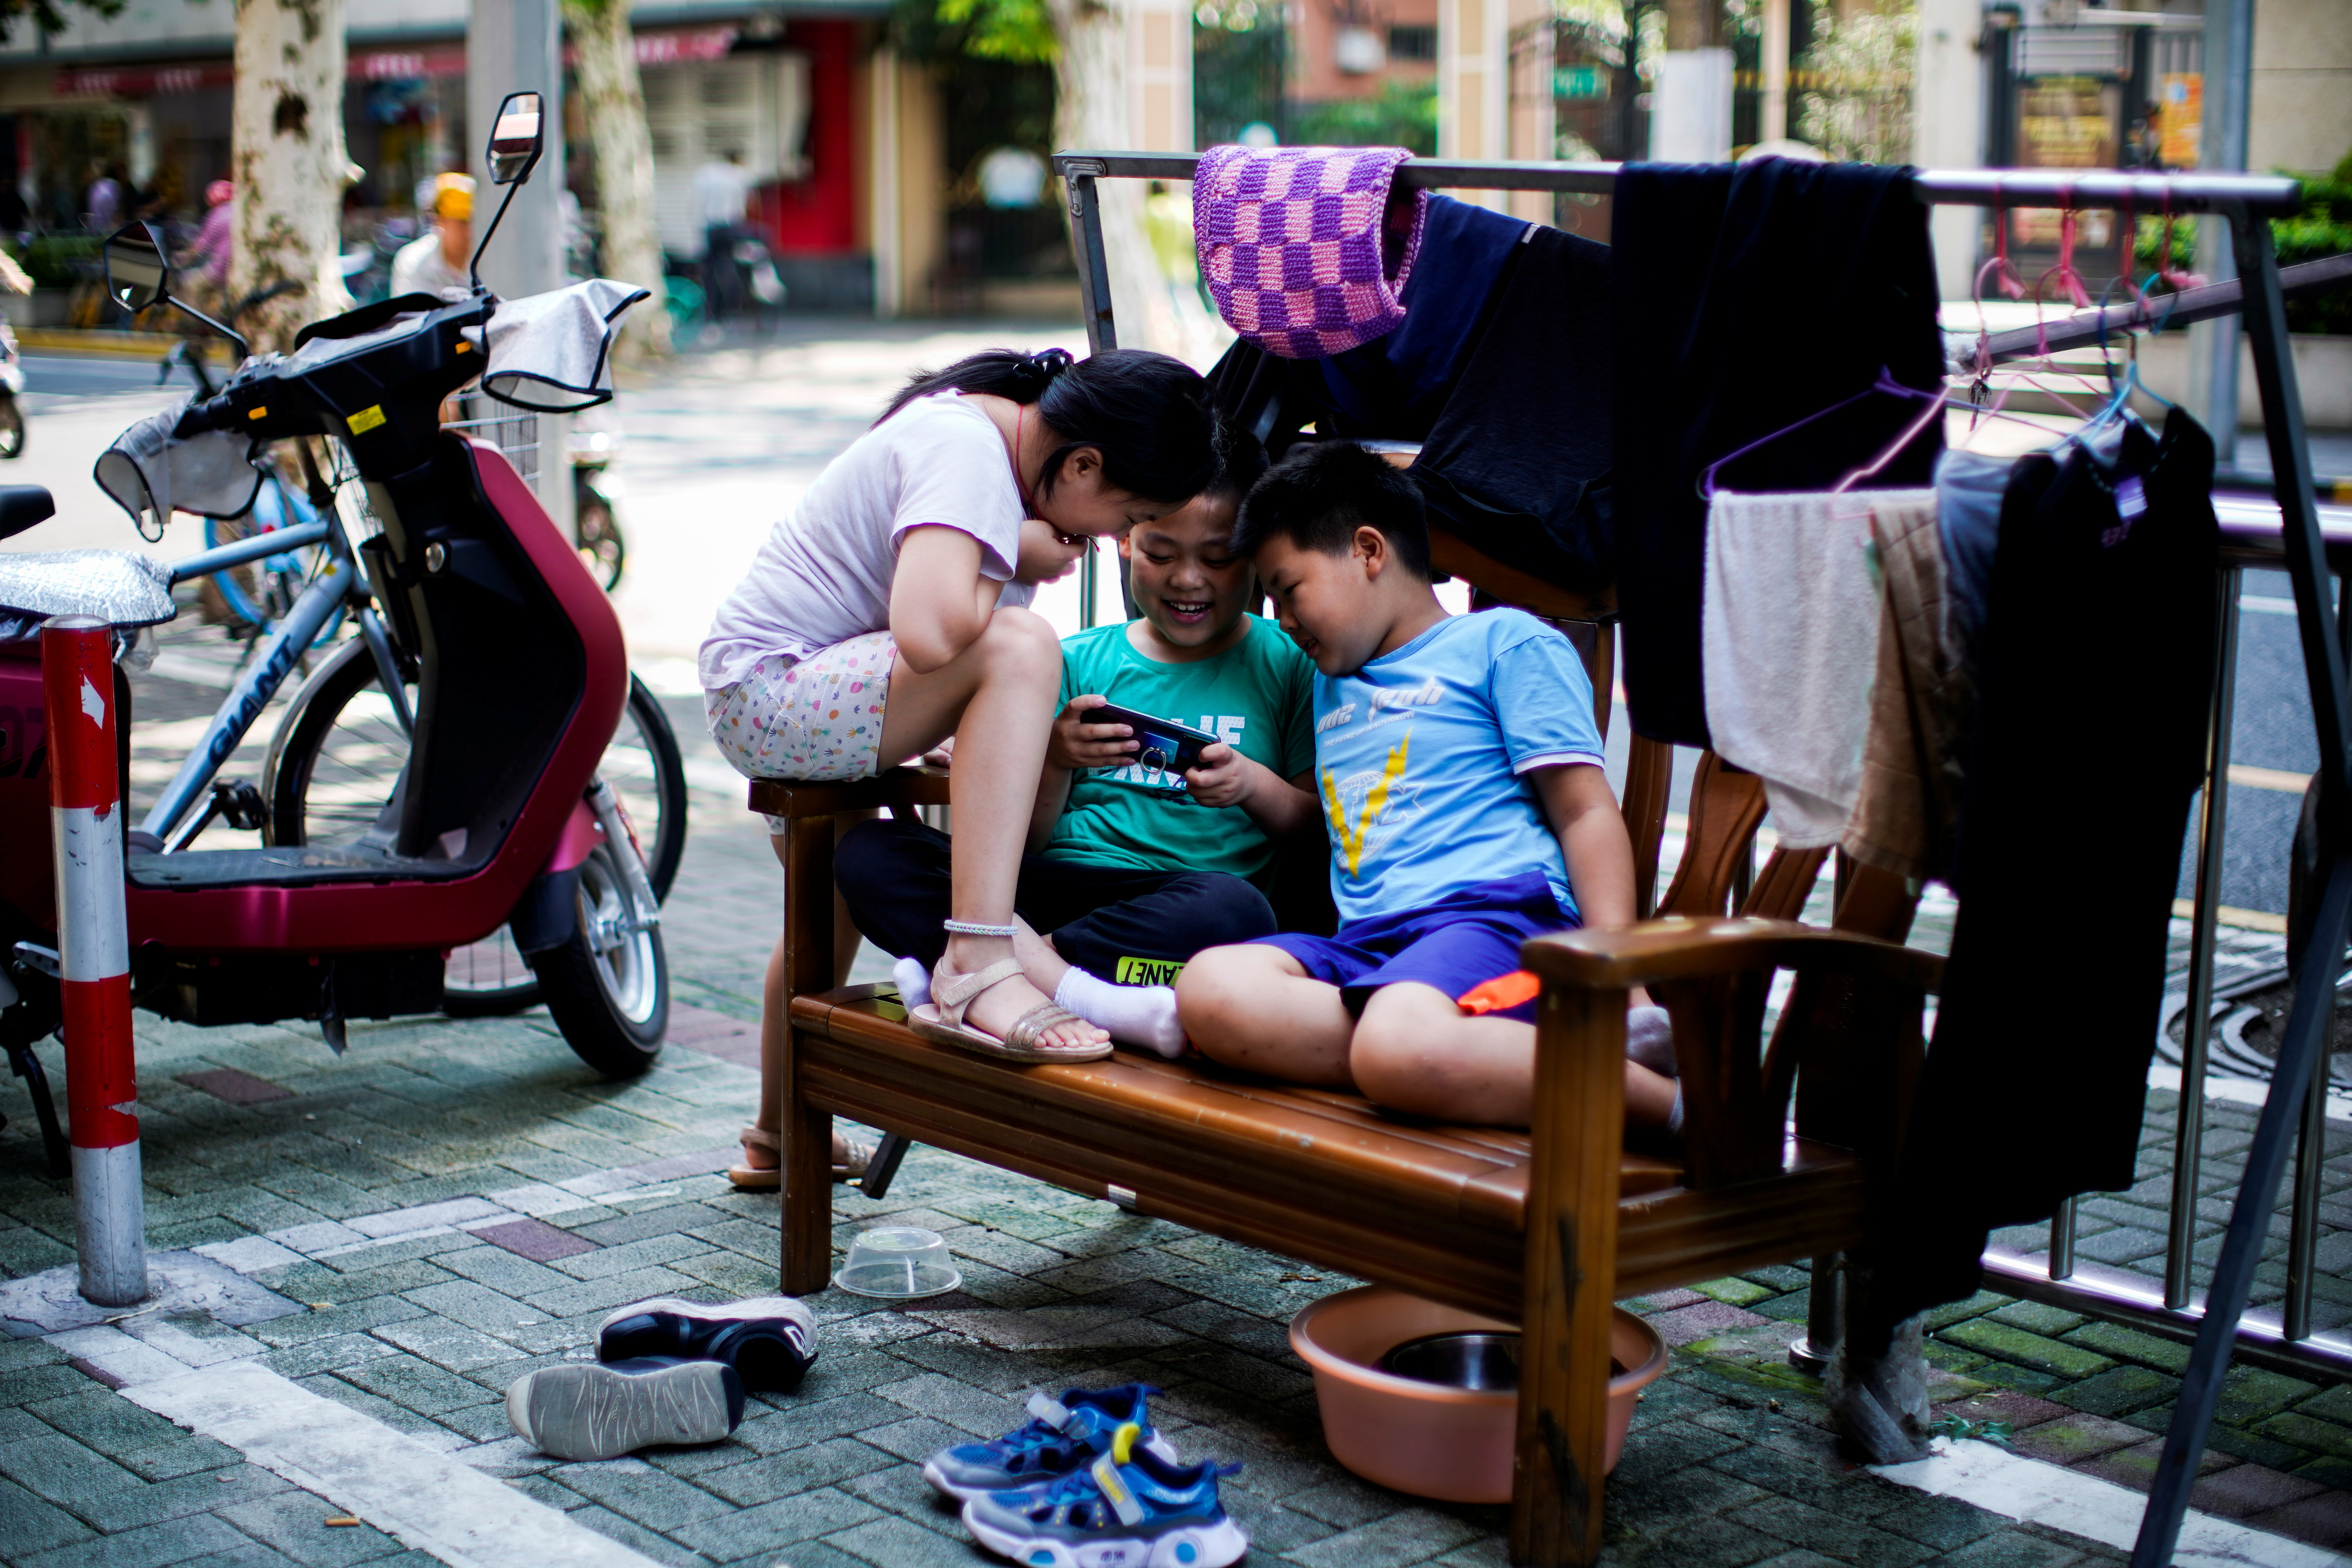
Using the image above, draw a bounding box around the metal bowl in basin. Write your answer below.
[1380,1330,1522,1391]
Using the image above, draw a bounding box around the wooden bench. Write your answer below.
[749,528,1935,1567]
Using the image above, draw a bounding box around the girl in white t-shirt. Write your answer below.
[702,348,1218,1172]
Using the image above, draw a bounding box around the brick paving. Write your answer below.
[0,774,2337,1566]
[3,335,2346,1566]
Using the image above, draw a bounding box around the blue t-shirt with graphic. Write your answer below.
[1311,608,1605,926]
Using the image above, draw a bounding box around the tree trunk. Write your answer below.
[1043,0,1222,365]
[563,0,673,361]
[230,0,351,354]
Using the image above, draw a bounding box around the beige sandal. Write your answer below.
[909,957,1111,1063]
[728,1125,879,1187]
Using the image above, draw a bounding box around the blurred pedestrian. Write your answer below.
[186,181,234,286]
[390,173,475,300]
[693,148,751,322]
[85,163,122,231]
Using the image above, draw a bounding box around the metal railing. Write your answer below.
[1058,148,2335,1566]
[1984,510,2352,1385]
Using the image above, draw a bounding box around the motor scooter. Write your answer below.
[0,93,671,1168]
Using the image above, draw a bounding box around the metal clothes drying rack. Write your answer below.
[1053,152,2328,1568]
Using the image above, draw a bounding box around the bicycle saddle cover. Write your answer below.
[0,549,174,640]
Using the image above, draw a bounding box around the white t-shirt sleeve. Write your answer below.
[884,405,1027,584]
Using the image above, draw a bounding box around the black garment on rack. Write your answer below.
[1414,223,1615,588]
[1884,408,2220,1320]
[1204,193,1528,452]
[1611,158,1946,747]
[1318,194,1532,438]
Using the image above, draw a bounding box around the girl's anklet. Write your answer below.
[942,918,1019,937]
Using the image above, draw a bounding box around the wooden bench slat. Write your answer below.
[792,990,1859,1319]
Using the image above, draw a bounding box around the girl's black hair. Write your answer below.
[1206,422,1268,501]
[879,347,1217,506]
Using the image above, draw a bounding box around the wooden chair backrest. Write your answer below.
[1436,524,1934,1194]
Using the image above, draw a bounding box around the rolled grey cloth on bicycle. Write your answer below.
[0,548,174,642]
[93,396,262,526]
[481,278,651,413]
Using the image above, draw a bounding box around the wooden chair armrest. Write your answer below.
[1522,916,1944,996]
[748,765,951,821]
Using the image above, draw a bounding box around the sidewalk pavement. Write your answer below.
[3,326,2349,1567]
[3,701,2349,1565]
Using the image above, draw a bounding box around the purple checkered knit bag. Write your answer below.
[1193,144,1428,360]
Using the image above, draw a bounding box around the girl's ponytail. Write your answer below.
[878,346,1217,507]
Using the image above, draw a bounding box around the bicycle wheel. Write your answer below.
[205,477,340,644]
[266,640,688,1016]
[575,486,625,591]
[0,397,27,459]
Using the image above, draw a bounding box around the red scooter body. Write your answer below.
[0,436,626,1023]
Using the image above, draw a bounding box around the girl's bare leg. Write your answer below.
[876,608,1104,1049]
[749,920,850,1170]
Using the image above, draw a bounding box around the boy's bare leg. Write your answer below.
[1350,982,1678,1127]
[1176,943,1357,1087]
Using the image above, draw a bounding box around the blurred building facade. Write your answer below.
[0,0,953,314]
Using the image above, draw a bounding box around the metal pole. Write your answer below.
[2190,0,2254,468]
[469,0,571,535]
[2048,1196,2077,1282]
[2133,207,2342,1568]
[2287,996,2328,1342]
[1064,164,1118,356]
[2136,861,2352,1568]
[2170,568,2240,1309]
[1788,1251,1842,1374]
[41,615,146,1308]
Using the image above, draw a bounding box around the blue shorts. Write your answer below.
[1253,872,1577,1024]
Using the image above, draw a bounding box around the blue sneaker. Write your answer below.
[924,1385,1179,1500]
[960,1421,1248,1568]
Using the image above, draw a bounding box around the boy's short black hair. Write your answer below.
[1231,440,1431,580]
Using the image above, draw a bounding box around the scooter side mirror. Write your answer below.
[487,91,545,186]
[103,222,171,314]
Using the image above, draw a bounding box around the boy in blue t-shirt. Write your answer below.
[1176,442,1677,1131]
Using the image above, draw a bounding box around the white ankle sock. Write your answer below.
[892,957,932,1010]
[1053,970,1188,1059]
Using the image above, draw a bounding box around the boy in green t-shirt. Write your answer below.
[837,437,1321,1056]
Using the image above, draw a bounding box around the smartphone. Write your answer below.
[1084,703,1218,787]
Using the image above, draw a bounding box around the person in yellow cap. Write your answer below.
[391,173,476,300]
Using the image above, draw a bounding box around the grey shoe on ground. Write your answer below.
[505,1356,746,1461]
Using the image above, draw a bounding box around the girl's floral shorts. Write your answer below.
[705,631,895,833]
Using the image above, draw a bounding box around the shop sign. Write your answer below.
[351,48,467,81]
[2157,72,2201,168]
[55,62,232,97]
[1554,64,1604,100]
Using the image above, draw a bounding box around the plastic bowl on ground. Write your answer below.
[1289,1285,1668,1504]
[833,1226,962,1299]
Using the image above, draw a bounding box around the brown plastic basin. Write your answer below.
[1289,1285,1669,1504]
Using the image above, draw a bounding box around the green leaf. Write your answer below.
[934,0,1056,64]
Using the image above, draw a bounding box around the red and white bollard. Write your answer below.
[41,614,146,1307]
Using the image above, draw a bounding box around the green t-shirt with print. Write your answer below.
[1044,614,1316,889]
